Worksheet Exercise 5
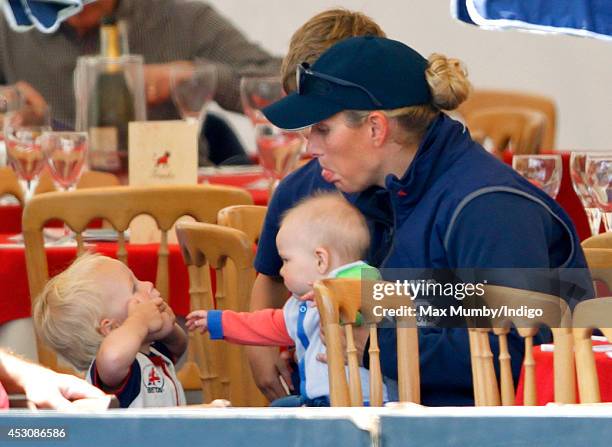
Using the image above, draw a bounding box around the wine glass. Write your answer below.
[0,86,23,167]
[170,64,217,129]
[4,105,52,202]
[512,154,562,199]
[570,152,602,236]
[240,76,284,124]
[240,76,303,191]
[41,132,88,191]
[585,154,612,232]
[255,123,304,191]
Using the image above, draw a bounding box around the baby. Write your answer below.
[33,253,187,408]
[187,192,386,406]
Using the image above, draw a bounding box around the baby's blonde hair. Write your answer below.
[281,192,370,264]
[32,253,108,371]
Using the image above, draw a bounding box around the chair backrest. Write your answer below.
[582,248,612,295]
[75,171,121,189]
[313,278,420,406]
[0,166,24,205]
[463,106,547,156]
[175,221,256,405]
[34,170,120,195]
[23,184,252,369]
[458,89,557,150]
[217,205,267,245]
[470,285,575,406]
[582,233,612,249]
[572,297,612,403]
[216,204,268,406]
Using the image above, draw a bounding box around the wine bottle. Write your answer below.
[87,15,135,175]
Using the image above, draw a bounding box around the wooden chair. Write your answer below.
[573,297,612,403]
[75,171,121,189]
[458,89,557,150]
[582,233,612,249]
[217,204,268,406]
[175,221,256,406]
[582,248,612,295]
[469,285,575,406]
[23,184,252,372]
[463,106,547,156]
[313,278,420,407]
[0,166,24,204]
[217,205,267,245]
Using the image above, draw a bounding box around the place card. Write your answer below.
[128,121,199,243]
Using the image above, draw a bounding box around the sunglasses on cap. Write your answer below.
[296,62,383,107]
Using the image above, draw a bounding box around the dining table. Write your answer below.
[515,340,612,405]
[0,166,268,358]
[0,236,193,327]
[501,150,591,241]
[0,165,270,234]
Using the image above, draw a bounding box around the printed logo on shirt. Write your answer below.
[143,364,165,393]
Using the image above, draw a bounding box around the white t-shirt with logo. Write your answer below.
[87,342,186,408]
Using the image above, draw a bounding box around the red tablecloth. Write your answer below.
[502,150,591,241]
[200,172,268,206]
[0,205,22,234]
[0,238,195,325]
[515,343,612,405]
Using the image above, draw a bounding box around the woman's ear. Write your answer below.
[366,111,390,147]
[98,318,115,337]
[314,247,330,274]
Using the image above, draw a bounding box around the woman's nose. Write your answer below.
[306,139,321,158]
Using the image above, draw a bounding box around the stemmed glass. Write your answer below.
[41,132,88,191]
[240,76,284,124]
[585,154,612,232]
[512,154,562,199]
[570,152,602,236]
[170,64,217,131]
[4,105,52,202]
[240,76,304,191]
[254,123,304,191]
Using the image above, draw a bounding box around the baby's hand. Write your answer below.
[127,297,164,334]
[298,290,315,302]
[185,310,209,333]
[149,301,177,340]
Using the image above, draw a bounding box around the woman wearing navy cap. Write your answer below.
[253,36,591,406]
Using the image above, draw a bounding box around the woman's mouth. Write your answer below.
[321,168,336,183]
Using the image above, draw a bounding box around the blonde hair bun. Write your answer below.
[425,53,471,111]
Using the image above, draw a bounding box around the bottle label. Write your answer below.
[89,127,121,171]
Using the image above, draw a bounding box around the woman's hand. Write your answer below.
[23,369,106,410]
[317,323,370,367]
[0,350,106,410]
[245,346,293,401]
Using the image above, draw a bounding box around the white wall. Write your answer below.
[207,0,612,153]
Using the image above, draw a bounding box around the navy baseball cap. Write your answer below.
[263,36,432,130]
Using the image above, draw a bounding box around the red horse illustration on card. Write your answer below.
[155,151,171,167]
[152,150,173,178]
